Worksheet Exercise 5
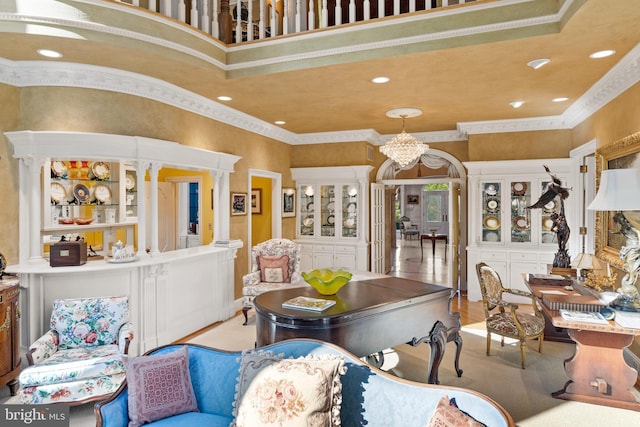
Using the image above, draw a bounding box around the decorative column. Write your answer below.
[24,158,45,263]
[148,162,162,255]
[136,161,149,257]
[218,0,232,43]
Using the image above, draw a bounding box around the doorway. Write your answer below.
[423,187,449,235]
[247,169,283,270]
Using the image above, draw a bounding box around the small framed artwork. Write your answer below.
[282,188,296,217]
[407,194,419,204]
[251,188,262,214]
[231,192,247,216]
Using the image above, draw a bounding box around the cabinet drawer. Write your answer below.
[334,245,356,254]
[481,252,507,261]
[298,244,314,252]
[509,252,537,261]
[314,245,334,253]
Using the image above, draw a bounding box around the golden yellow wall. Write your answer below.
[468,129,573,161]
[0,84,20,264]
[291,141,373,167]
[251,176,272,247]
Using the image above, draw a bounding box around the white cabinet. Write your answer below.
[292,166,373,272]
[464,159,576,302]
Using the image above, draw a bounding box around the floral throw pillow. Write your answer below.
[51,296,129,349]
[124,346,198,427]
[258,255,290,283]
[426,395,486,427]
[231,349,285,421]
[234,354,346,427]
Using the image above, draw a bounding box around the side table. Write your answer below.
[0,275,20,396]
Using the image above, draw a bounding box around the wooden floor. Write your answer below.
[388,235,486,326]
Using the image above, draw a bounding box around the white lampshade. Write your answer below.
[571,252,605,270]
[587,168,640,211]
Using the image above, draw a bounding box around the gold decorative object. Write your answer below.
[584,270,617,292]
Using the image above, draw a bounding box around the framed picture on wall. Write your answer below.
[282,188,296,217]
[251,189,262,214]
[231,193,247,215]
[407,194,419,204]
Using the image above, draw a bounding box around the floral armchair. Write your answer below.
[18,296,133,405]
[242,238,301,325]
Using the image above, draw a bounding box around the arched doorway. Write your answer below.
[375,150,468,291]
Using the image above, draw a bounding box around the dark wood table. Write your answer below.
[420,233,448,261]
[524,274,640,411]
[254,276,462,384]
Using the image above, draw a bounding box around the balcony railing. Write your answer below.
[115,0,477,44]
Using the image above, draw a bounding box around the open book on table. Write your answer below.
[282,296,336,312]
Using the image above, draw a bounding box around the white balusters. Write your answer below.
[178,0,186,23]
[409,0,416,13]
[335,0,342,26]
[363,0,370,21]
[190,0,199,28]
[349,0,356,23]
[283,0,289,35]
[247,0,254,41]
[378,0,385,18]
[202,0,210,34]
[321,0,328,28]
[271,1,278,37]
[235,2,243,43]
[393,0,399,16]
[295,0,302,33]
[308,0,316,30]
[212,0,220,38]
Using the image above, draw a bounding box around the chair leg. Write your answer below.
[242,307,250,325]
[538,335,544,353]
[486,332,491,356]
[520,340,527,369]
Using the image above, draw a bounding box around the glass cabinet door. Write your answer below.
[124,167,137,222]
[510,181,531,243]
[320,185,335,237]
[342,184,358,238]
[299,185,314,236]
[481,182,501,242]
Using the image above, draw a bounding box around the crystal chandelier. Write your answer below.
[380,115,429,167]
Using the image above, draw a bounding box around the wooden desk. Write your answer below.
[420,233,448,261]
[524,275,640,411]
[254,276,462,384]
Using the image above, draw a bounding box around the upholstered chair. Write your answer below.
[241,238,302,325]
[18,296,133,404]
[400,216,419,240]
[475,262,544,369]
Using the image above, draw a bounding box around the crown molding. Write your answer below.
[1,40,638,145]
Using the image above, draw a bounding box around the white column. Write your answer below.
[25,158,45,263]
[149,162,162,255]
[136,161,149,257]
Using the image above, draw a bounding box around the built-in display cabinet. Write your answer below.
[464,159,576,303]
[5,131,242,355]
[292,166,373,272]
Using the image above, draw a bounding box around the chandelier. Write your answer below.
[380,112,429,167]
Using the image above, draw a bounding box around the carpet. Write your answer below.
[4,314,638,426]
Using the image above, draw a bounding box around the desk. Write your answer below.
[524,275,640,411]
[420,233,448,261]
[254,276,462,384]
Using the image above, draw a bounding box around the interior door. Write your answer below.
[145,182,176,252]
[370,183,385,274]
[448,182,460,290]
[423,190,449,235]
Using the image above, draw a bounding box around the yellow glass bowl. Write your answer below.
[302,269,353,295]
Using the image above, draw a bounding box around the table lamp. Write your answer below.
[587,168,640,311]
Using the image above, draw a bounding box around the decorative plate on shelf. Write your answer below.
[91,162,110,180]
[347,202,357,213]
[51,161,67,178]
[483,215,500,230]
[511,182,527,195]
[303,216,314,227]
[486,198,499,212]
[543,200,556,213]
[542,233,554,243]
[50,182,67,203]
[513,215,530,230]
[344,218,356,229]
[542,217,555,231]
[326,215,335,225]
[484,231,499,242]
[306,202,314,212]
[484,183,498,196]
[73,183,90,204]
[327,202,335,211]
[125,174,136,190]
[92,184,112,204]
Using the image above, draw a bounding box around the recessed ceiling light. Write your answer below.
[527,58,550,70]
[589,50,615,59]
[552,97,569,102]
[217,96,232,101]
[371,76,390,84]
[509,101,525,108]
[275,120,286,125]
[37,49,63,58]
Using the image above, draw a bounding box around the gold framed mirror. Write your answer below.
[594,131,640,269]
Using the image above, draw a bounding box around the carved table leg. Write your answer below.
[552,329,640,411]
[411,320,448,384]
[451,331,463,377]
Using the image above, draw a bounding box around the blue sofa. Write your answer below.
[95,339,514,427]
